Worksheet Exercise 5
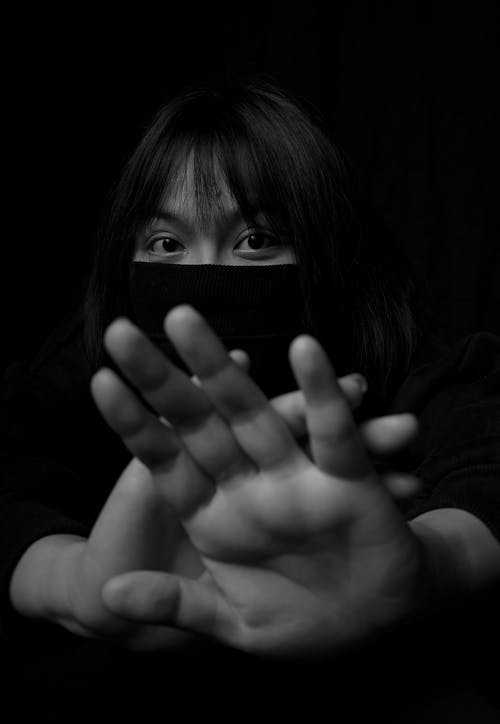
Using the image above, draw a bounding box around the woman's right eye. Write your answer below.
[147,235,185,255]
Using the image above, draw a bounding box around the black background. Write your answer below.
[3,1,499,370]
[1,3,500,717]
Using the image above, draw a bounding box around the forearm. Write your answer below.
[409,508,500,610]
[9,534,86,622]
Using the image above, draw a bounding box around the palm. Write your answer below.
[178,457,418,654]
[186,453,372,555]
[91,306,423,655]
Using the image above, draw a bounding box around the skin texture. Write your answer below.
[86,307,428,655]
[11,308,499,654]
[10,336,420,653]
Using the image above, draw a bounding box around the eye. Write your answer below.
[234,231,282,256]
[147,235,185,256]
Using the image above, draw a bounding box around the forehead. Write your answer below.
[166,169,235,211]
[162,152,241,220]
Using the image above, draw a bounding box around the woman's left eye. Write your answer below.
[235,232,280,253]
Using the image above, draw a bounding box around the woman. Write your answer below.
[2,80,499,659]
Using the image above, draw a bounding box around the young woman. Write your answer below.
[2,80,499,660]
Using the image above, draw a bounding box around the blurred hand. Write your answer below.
[91,306,426,657]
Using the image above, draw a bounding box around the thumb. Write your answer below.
[102,571,234,641]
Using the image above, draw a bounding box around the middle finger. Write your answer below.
[164,305,301,470]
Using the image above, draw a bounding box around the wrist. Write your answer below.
[408,516,456,617]
[409,508,500,613]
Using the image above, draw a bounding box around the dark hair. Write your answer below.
[83,78,420,407]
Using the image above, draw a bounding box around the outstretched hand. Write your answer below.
[90,306,426,656]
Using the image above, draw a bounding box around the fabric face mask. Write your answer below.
[128,262,309,398]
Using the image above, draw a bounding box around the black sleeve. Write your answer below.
[389,333,500,542]
[0,316,130,634]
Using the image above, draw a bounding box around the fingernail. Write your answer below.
[351,374,368,393]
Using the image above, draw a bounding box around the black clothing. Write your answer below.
[130,262,306,398]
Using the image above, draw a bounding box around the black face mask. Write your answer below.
[129,262,310,398]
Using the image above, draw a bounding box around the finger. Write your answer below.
[270,373,368,439]
[165,306,300,470]
[359,414,419,456]
[91,367,181,468]
[289,335,372,479]
[380,472,421,499]
[229,349,251,373]
[270,390,306,438]
[91,367,213,514]
[191,349,251,388]
[338,373,368,409]
[84,458,158,578]
[102,571,235,643]
[103,318,252,483]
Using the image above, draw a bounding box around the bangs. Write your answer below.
[151,128,288,235]
[132,84,339,253]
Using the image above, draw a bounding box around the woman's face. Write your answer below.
[134,160,295,266]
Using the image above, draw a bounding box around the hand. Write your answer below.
[42,455,204,648]
[91,306,427,657]
[26,347,411,650]
[42,348,254,647]
[224,351,421,499]
[270,385,420,499]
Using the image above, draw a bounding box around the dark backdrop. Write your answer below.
[3,1,499,370]
[2,4,500,718]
